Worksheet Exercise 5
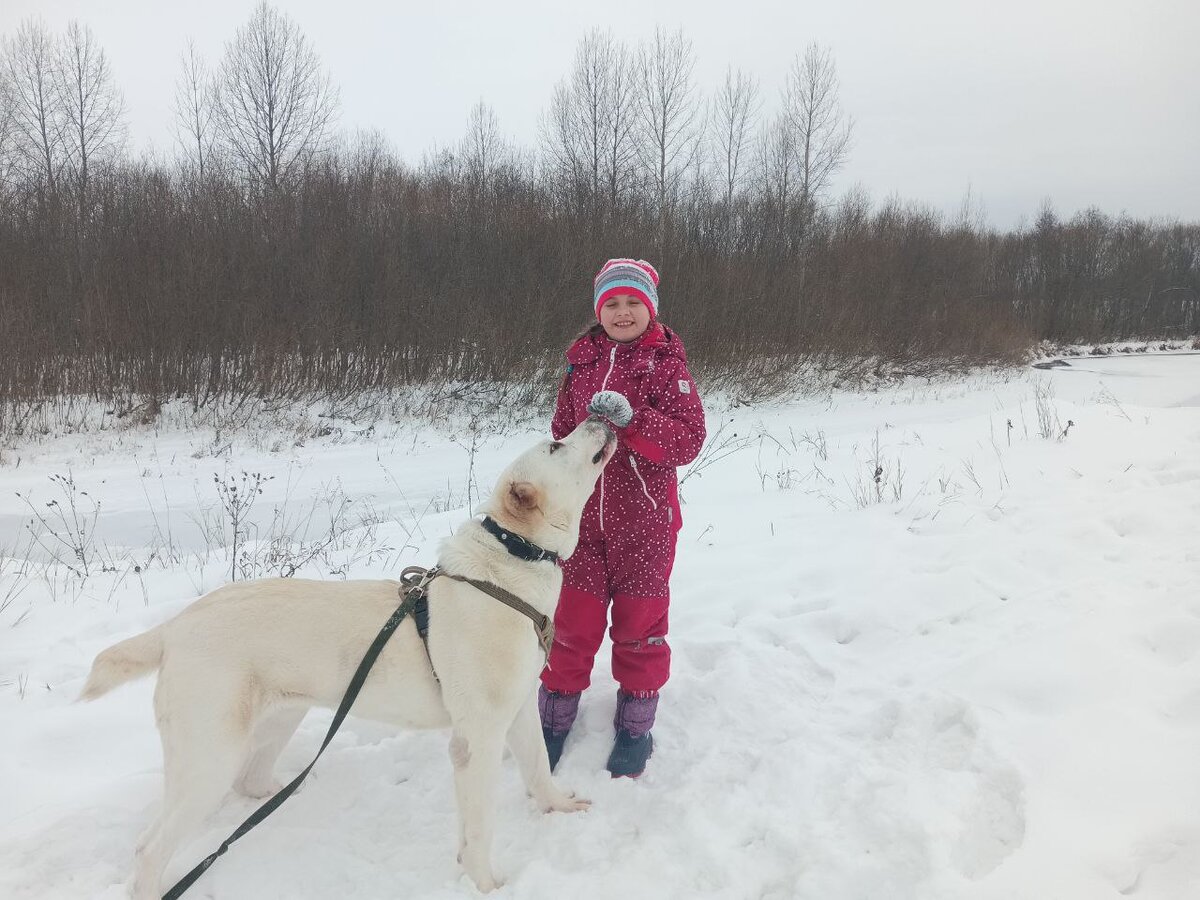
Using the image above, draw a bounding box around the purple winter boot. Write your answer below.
[538,685,580,772]
[606,691,658,778]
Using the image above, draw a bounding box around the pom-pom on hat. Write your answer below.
[594,258,660,320]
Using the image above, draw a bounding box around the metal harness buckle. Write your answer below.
[399,564,441,601]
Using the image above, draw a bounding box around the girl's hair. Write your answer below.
[571,321,607,342]
[557,322,605,394]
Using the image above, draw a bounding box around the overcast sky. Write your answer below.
[4,0,1198,229]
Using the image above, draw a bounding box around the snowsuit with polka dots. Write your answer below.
[541,323,706,695]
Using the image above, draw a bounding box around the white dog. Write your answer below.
[81,418,616,896]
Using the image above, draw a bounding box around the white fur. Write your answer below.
[81,419,616,896]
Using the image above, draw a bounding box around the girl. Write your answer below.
[539,258,706,777]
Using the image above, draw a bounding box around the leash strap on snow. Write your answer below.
[161,585,422,899]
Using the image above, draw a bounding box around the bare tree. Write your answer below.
[540,80,585,210]
[754,112,795,210]
[595,33,640,210]
[1,18,66,195]
[461,99,507,192]
[173,40,217,178]
[782,43,852,217]
[345,126,396,186]
[539,29,639,216]
[569,30,609,202]
[636,27,705,227]
[57,20,125,220]
[0,63,15,194]
[214,2,339,189]
[711,66,760,208]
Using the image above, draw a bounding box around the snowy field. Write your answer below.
[2,354,1199,899]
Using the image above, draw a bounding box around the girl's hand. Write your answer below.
[588,390,633,428]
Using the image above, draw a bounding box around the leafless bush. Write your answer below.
[0,556,30,619]
[212,470,273,580]
[1033,381,1060,440]
[797,429,828,461]
[241,480,389,579]
[680,416,755,488]
[847,431,904,508]
[0,23,1196,445]
[15,472,109,577]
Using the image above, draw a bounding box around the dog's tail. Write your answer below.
[79,626,164,701]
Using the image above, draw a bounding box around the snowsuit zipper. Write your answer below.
[629,455,658,509]
[598,346,618,532]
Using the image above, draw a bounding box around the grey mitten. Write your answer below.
[588,390,634,428]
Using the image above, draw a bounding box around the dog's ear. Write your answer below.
[504,480,541,521]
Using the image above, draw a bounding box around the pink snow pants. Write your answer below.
[541,527,677,695]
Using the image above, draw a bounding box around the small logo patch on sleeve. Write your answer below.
[678,379,691,394]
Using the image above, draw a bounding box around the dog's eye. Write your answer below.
[549,441,564,454]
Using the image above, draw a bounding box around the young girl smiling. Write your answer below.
[539,258,706,777]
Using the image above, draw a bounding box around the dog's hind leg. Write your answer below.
[235,704,307,799]
[131,671,255,900]
[448,723,505,893]
[506,690,590,813]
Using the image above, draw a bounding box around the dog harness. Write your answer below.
[403,517,558,668]
[400,564,555,664]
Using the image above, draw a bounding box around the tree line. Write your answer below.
[0,4,1197,424]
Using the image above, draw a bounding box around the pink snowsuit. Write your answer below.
[541,323,706,695]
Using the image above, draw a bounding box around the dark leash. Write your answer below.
[161,547,555,898]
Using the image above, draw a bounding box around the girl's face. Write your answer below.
[598,294,652,343]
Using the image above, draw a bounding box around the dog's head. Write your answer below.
[481,417,616,559]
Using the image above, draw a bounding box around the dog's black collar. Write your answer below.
[480,516,560,565]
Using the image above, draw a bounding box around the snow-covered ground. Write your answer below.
[2,354,1199,900]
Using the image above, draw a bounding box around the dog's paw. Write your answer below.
[541,790,591,813]
[463,861,504,893]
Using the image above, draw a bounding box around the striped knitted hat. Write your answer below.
[593,258,660,320]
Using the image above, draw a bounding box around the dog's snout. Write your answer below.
[584,414,615,441]
[582,419,615,465]
[578,416,616,465]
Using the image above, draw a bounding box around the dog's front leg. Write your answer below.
[449,725,505,892]
[507,691,590,814]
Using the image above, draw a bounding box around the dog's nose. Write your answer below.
[585,415,616,442]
